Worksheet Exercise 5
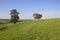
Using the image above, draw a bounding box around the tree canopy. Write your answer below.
[33,13,42,20]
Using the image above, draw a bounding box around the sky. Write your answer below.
[0,0,60,19]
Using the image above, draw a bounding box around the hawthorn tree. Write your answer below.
[10,9,19,24]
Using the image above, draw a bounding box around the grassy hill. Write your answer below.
[0,18,60,40]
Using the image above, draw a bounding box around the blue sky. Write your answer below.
[0,0,60,19]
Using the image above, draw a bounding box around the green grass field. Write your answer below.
[0,18,60,40]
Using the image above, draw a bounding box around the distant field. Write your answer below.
[0,18,60,40]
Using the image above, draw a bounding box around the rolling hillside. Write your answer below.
[0,18,60,40]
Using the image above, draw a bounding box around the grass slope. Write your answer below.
[0,18,60,40]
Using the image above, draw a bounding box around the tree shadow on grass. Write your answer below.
[0,27,7,31]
